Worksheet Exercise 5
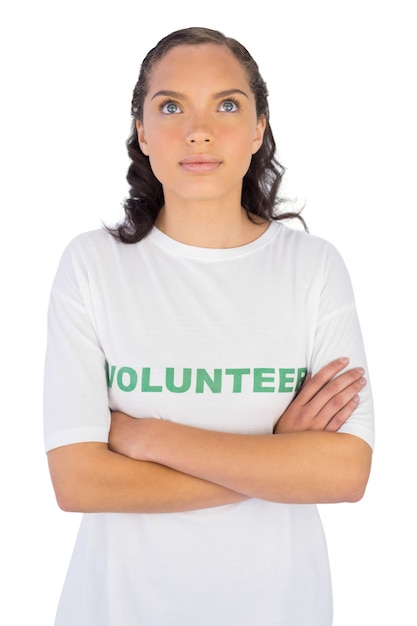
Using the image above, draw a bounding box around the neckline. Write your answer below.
[148,221,280,260]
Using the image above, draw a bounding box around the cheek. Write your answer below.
[146,134,179,182]
[146,126,180,157]
[227,125,259,151]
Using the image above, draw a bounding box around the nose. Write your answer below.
[186,131,214,145]
[186,116,214,145]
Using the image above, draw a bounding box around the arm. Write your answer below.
[118,426,371,504]
[48,358,368,513]
[109,358,372,505]
[47,444,248,514]
[45,241,247,514]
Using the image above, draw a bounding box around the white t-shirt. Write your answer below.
[44,221,374,626]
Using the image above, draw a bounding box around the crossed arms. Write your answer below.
[47,358,372,514]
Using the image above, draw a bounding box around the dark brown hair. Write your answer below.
[109,27,305,243]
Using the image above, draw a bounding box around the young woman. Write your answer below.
[44,27,374,626]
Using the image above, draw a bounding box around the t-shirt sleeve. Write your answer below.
[43,239,110,452]
[309,242,375,449]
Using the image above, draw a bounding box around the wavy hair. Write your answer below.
[108,27,306,243]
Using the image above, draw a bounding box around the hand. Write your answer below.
[109,412,154,460]
[274,358,366,434]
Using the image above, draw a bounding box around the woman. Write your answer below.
[44,27,374,626]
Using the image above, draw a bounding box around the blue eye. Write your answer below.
[160,101,181,114]
[219,99,239,112]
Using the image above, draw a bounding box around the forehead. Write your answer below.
[147,43,250,94]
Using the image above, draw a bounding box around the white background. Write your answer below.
[1,0,416,624]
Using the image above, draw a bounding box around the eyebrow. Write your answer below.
[150,88,250,101]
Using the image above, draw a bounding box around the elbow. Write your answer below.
[347,460,372,502]
[50,472,87,513]
[321,472,369,505]
[344,477,369,503]
[54,486,83,513]
[55,495,73,513]
[340,440,373,503]
[323,434,372,504]
[47,442,109,513]
[314,470,370,505]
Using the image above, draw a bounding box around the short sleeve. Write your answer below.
[310,243,375,449]
[43,240,110,452]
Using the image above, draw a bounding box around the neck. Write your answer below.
[155,198,268,249]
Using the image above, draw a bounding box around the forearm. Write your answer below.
[101,359,371,507]
[47,442,247,514]
[140,421,372,504]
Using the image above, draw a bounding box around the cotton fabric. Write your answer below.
[44,222,374,625]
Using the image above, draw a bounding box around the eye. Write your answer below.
[218,98,240,112]
[160,100,182,114]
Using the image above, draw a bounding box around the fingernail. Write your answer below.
[356,367,365,375]
[353,395,360,403]
[339,357,349,364]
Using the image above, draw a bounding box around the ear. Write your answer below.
[136,120,149,156]
[252,115,267,155]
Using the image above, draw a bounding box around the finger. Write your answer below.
[312,376,367,430]
[295,357,351,405]
[324,395,361,432]
[310,368,365,414]
[294,372,311,397]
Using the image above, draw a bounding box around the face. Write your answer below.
[136,44,266,208]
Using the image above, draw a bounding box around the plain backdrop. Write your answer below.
[1,0,416,624]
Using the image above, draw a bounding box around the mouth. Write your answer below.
[179,155,222,174]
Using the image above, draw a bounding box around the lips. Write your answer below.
[179,155,222,173]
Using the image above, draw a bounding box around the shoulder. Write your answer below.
[57,228,132,270]
[63,228,121,256]
[50,229,127,292]
[271,222,354,297]
[272,221,345,266]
